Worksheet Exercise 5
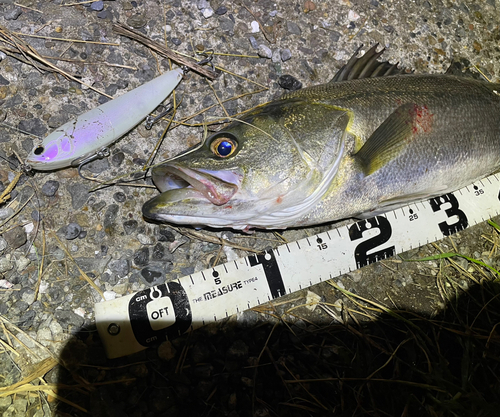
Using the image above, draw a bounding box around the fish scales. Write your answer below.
[278,74,500,222]
[143,56,500,230]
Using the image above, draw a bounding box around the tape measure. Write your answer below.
[95,173,500,358]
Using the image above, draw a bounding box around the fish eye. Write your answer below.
[34,146,44,155]
[210,135,238,158]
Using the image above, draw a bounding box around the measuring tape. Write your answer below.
[95,174,500,358]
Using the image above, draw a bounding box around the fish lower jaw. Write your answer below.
[143,212,253,231]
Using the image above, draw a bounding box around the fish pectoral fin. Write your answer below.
[354,103,423,176]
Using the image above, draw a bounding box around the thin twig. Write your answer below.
[33,227,46,301]
[170,226,258,253]
[241,4,276,44]
[13,32,119,46]
[0,194,34,229]
[112,23,219,80]
[0,171,21,204]
[0,26,111,98]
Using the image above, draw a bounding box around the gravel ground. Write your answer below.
[1,0,500,416]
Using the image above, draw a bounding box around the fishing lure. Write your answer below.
[24,67,184,171]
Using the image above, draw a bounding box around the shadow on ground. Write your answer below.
[54,280,500,417]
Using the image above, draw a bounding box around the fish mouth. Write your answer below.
[151,163,241,205]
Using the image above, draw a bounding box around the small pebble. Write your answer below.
[21,288,36,304]
[169,237,188,253]
[0,279,13,289]
[0,237,7,253]
[248,36,259,49]
[17,118,47,137]
[109,259,130,277]
[258,44,273,59]
[103,204,119,232]
[0,207,14,220]
[97,9,112,19]
[80,30,93,41]
[65,223,82,240]
[113,283,129,295]
[281,48,292,61]
[4,7,22,20]
[132,157,146,166]
[286,21,301,35]
[137,233,154,245]
[31,210,42,221]
[153,243,165,260]
[348,10,360,20]
[126,14,147,28]
[0,256,14,273]
[197,0,210,9]
[278,74,303,91]
[24,223,34,234]
[3,226,27,249]
[219,17,235,32]
[202,7,214,18]
[90,1,104,11]
[271,49,281,63]
[113,192,126,203]
[133,247,149,267]
[123,220,138,235]
[111,152,125,167]
[103,291,116,301]
[140,265,163,284]
[215,6,227,15]
[67,183,89,210]
[92,201,106,212]
[158,227,175,242]
[304,0,316,12]
[330,30,341,42]
[55,309,85,330]
[250,21,260,33]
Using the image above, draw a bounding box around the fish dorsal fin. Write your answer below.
[330,44,410,83]
[355,103,430,176]
[445,59,487,81]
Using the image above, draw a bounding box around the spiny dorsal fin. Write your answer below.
[445,58,487,81]
[355,103,433,176]
[330,44,410,83]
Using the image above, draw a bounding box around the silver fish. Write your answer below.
[143,46,500,231]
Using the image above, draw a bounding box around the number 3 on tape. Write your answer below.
[429,193,468,236]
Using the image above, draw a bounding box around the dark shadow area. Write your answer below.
[53,280,500,417]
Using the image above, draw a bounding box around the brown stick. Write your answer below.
[112,23,219,80]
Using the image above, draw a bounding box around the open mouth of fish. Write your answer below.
[151,164,242,205]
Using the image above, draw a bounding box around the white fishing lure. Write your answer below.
[25,67,184,171]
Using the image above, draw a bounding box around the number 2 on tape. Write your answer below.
[349,216,396,268]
